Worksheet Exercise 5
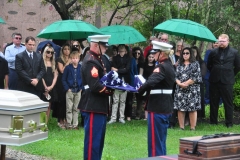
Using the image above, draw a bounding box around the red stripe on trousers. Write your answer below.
[88,113,94,160]
[151,112,156,156]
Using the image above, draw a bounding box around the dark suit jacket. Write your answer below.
[15,50,46,95]
[207,46,240,85]
[111,54,131,84]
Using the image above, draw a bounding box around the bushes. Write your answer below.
[234,72,240,110]
[205,104,225,120]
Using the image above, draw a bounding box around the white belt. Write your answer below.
[84,85,89,89]
[150,89,172,94]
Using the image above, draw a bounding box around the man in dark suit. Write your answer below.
[207,34,240,127]
[15,36,45,96]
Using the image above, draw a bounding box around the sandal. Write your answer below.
[59,123,66,129]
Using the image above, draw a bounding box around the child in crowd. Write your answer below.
[108,45,131,124]
[62,51,83,130]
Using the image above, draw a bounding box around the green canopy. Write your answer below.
[100,25,146,45]
[37,20,103,40]
[154,19,217,42]
[0,17,6,24]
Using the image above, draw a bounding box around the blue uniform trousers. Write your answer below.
[81,111,107,160]
[9,68,18,90]
[148,112,171,157]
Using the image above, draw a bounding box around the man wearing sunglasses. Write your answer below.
[207,34,240,128]
[5,33,26,90]
[15,36,45,96]
[138,41,175,157]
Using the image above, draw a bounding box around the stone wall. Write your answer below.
[0,0,135,52]
[0,0,61,50]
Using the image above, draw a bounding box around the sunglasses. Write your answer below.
[135,52,141,55]
[73,45,79,47]
[46,51,54,54]
[15,37,22,40]
[183,52,190,55]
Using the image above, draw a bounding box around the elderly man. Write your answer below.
[79,35,113,160]
[159,33,168,43]
[207,34,240,127]
[138,41,175,157]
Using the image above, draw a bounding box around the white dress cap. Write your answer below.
[88,35,111,43]
[151,41,173,52]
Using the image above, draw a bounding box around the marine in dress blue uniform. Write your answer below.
[138,41,175,157]
[79,35,113,160]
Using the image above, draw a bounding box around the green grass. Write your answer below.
[12,117,240,160]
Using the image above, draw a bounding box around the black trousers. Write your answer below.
[169,83,177,126]
[125,92,133,118]
[209,82,233,126]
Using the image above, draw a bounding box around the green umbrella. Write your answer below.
[100,25,146,45]
[37,20,103,40]
[0,17,6,24]
[154,19,217,42]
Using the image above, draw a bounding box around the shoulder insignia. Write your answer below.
[153,67,160,73]
[91,66,98,78]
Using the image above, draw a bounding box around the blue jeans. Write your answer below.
[148,112,171,157]
[8,68,18,90]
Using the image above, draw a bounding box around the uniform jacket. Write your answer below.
[101,54,111,73]
[62,63,83,92]
[139,59,175,114]
[15,50,45,95]
[79,51,110,114]
[207,46,240,85]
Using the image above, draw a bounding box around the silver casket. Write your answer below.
[0,89,48,146]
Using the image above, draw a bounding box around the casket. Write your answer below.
[0,89,48,146]
[178,134,240,160]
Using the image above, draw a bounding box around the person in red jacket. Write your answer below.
[143,36,158,58]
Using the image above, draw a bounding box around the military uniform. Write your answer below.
[138,41,175,157]
[79,49,112,159]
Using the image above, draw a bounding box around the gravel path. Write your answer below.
[1,147,52,160]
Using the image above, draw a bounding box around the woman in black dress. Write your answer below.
[142,50,156,120]
[42,46,58,123]
[55,44,71,129]
[132,47,145,120]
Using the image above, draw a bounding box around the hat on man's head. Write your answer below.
[88,35,111,46]
[150,41,173,53]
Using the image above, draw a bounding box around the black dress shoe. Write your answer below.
[226,124,233,128]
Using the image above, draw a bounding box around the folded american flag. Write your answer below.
[100,71,138,92]
[133,75,146,90]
